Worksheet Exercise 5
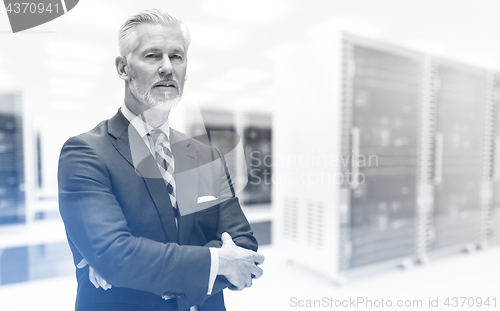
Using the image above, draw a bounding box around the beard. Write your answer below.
[129,79,182,111]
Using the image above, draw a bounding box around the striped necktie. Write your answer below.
[152,129,181,303]
[149,129,177,212]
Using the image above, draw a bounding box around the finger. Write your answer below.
[88,266,99,288]
[227,276,245,291]
[251,265,263,279]
[245,278,253,288]
[96,271,112,290]
[221,232,235,247]
[96,274,109,290]
[77,258,88,269]
[252,252,265,265]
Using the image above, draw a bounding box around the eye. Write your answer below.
[145,53,159,59]
[170,54,183,61]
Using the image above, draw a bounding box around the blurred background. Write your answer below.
[1,0,500,310]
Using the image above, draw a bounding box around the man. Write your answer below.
[58,8,264,311]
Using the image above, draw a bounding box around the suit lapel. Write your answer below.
[108,110,179,243]
[171,129,199,245]
[108,110,134,167]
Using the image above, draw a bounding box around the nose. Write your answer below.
[158,57,173,76]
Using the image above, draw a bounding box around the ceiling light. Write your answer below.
[47,59,102,76]
[224,68,270,84]
[50,77,92,98]
[188,23,243,50]
[203,79,244,93]
[45,41,108,62]
[201,0,287,24]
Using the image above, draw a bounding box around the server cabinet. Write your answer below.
[187,108,273,207]
[341,41,422,270]
[273,28,499,280]
[243,114,272,205]
[273,30,424,280]
[490,73,500,245]
[429,61,488,253]
[190,109,238,179]
[0,93,25,224]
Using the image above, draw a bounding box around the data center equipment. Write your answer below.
[0,92,25,224]
[429,60,489,255]
[273,27,499,282]
[242,114,272,205]
[187,108,273,206]
[491,74,500,245]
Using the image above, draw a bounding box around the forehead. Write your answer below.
[132,23,186,53]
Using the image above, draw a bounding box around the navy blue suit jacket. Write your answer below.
[58,110,258,311]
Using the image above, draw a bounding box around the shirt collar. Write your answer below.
[121,103,170,139]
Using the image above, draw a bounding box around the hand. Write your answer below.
[77,258,112,290]
[217,232,264,291]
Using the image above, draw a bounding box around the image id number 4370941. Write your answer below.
[6,2,60,14]
[442,297,496,308]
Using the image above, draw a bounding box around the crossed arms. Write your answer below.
[58,134,264,308]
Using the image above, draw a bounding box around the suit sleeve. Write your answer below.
[209,148,258,250]
[202,148,259,297]
[58,136,211,306]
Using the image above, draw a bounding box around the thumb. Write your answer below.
[221,232,235,247]
[77,258,88,269]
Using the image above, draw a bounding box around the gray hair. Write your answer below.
[118,8,191,57]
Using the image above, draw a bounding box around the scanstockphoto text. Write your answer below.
[290,296,498,308]
[248,151,379,186]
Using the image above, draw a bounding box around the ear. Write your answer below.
[115,56,129,80]
[185,58,188,81]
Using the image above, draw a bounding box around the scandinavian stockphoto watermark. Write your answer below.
[289,296,498,308]
[3,0,79,33]
[249,150,378,186]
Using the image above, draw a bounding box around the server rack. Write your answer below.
[188,109,273,206]
[273,29,500,281]
[429,60,489,255]
[0,92,25,224]
[490,73,500,245]
[340,40,422,270]
[185,108,273,245]
[243,114,272,205]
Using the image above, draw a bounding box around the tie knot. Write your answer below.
[150,129,168,147]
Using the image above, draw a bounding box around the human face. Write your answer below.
[125,23,187,111]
